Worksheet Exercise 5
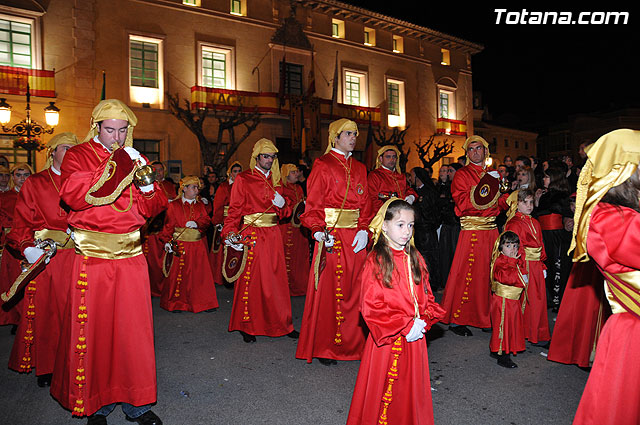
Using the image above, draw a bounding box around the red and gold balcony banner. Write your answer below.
[190,86,380,126]
[436,117,467,136]
[0,66,55,98]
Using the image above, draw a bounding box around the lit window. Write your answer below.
[386,78,405,128]
[280,62,303,96]
[199,43,234,89]
[343,69,368,107]
[364,28,375,46]
[0,17,32,68]
[441,48,450,65]
[230,0,245,16]
[345,74,360,105]
[130,40,158,88]
[392,35,403,53]
[182,0,200,6]
[439,92,449,119]
[332,19,344,39]
[133,139,160,163]
[129,34,164,106]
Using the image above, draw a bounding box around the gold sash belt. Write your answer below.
[460,216,497,231]
[524,247,542,262]
[223,206,229,217]
[324,208,359,229]
[174,227,203,242]
[492,281,524,300]
[34,229,75,250]
[601,269,640,318]
[243,212,278,227]
[72,227,142,260]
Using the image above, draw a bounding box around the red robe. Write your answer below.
[0,188,23,326]
[440,162,508,329]
[489,254,526,355]
[347,249,445,425]
[573,203,640,425]
[279,182,309,296]
[296,151,373,362]
[505,212,550,343]
[158,198,218,312]
[547,260,610,368]
[51,139,168,417]
[6,169,75,377]
[143,179,177,297]
[367,166,417,213]
[209,181,232,285]
[222,168,293,337]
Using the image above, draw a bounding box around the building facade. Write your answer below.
[0,0,482,176]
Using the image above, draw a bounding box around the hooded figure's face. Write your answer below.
[466,141,486,166]
[380,150,398,170]
[97,119,129,149]
[256,153,276,171]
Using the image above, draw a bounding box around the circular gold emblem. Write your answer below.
[479,184,490,197]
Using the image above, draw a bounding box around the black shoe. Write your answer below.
[37,373,52,387]
[125,410,162,425]
[448,325,473,336]
[203,308,217,313]
[170,310,182,314]
[489,352,499,359]
[318,358,337,366]
[87,414,108,425]
[497,354,518,368]
[533,341,550,349]
[287,330,299,339]
[481,328,492,333]
[240,331,256,343]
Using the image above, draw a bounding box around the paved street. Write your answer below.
[0,287,588,425]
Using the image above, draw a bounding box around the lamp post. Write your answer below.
[0,84,60,166]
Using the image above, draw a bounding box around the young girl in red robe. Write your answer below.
[489,231,528,368]
[505,189,550,345]
[347,198,445,425]
[159,176,218,313]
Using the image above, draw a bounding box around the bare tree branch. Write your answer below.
[413,134,454,168]
[167,92,261,175]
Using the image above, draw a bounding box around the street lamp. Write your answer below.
[0,84,60,165]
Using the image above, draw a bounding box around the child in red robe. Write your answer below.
[489,230,527,368]
[505,189,550,345]
[159,176,218,313]
[347,198,445,425]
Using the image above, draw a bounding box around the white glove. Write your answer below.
[487,171,500,179]
[404,194,416,205]
[186,221,198,229]
[405,318,427,342]
[202,198,209,205]
[23,247,45,264]
[272,192,285,208]
[216,224,223,232]
[164,242,174,253]
[138,183,154,193]
[224,239,244,252]
[351,230,368,253]
[543,269,547,279]
[522,274,529,284]
[313,231,335,248]
[123,147,146,165]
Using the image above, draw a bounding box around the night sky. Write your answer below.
[339,2,640,130]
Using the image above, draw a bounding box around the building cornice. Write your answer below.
[303,0,484,54]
